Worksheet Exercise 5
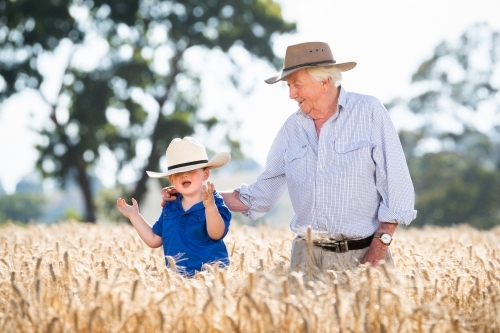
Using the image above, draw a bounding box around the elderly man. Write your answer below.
[163,41,417,271]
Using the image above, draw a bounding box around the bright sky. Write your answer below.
[1,0,499,193]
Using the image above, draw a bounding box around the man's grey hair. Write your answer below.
[307,66,342,87]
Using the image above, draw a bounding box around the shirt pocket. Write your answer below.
[161,209,181,238]
[284,145,308,185]
[333,140,371,175]
[185,211,208,241]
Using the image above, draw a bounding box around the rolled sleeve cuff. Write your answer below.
[378,202,417,226]
[236,185,267,221]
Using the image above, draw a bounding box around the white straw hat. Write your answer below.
[146,137,230,178]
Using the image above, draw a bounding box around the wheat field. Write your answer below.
[1,221,500,333]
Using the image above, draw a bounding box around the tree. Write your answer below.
[399,130,500,228]
[0,0,296,222]
[389,22,500,228]
[0,193,46,224]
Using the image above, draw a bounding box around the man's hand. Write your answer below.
[360,241,389,267]
[218,190,249,213]
[360,222,397,267]
[161,186,178,207]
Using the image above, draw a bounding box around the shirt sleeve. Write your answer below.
[371,100,417,226]
[152,207,165,236]
[237,126,289,220]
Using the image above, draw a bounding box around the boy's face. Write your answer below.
[168,168,209,197]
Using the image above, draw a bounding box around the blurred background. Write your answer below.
[1,0,499,229]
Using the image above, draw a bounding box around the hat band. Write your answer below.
[168,159,208,171]
[283,60,336,72]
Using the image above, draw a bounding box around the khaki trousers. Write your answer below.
[290,236,394,272]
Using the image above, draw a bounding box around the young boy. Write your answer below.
[116,137,231,277]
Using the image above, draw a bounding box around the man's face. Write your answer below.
[285,69,326,118]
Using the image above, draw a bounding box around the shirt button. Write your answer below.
[302,145,306,148]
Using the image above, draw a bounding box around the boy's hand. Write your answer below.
[202,181,216,208]
[116,198,139,218]
[161,186,178,207]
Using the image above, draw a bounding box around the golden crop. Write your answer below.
[1,221,500,332]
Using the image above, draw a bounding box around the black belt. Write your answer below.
[305,235,374,253]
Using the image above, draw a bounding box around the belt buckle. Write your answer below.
[335,240,349,253]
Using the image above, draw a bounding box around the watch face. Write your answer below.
[381,234,392,244]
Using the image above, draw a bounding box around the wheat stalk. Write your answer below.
[1,222,500,332]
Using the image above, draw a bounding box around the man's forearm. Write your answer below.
[219,190,249,213]
[360,222,398,266]
[375,221,398,236]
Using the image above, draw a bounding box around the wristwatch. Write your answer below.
[374,232,392,246]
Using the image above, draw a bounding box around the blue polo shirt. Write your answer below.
[152,190,231,276]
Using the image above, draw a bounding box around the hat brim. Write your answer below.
[146,152,231,178]
[265,61,357,84]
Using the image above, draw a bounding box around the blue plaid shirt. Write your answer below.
[238,86,417,240]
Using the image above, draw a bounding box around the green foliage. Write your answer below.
[407,150,500,228]
[392,23,500,229]
[0,0,296,222]
[0,193,46,224]
[400,127,500,231]
[407,22,499,139]
[94,185,129,223]
[63,208,83,222]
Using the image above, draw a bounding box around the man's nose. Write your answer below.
[288,86,297,99]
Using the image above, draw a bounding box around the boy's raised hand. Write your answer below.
[116,198,139,218]
[202,181,216,208]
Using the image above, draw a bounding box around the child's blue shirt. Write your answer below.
[152,190,231,276]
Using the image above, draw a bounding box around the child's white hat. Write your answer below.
[146,137,230,178]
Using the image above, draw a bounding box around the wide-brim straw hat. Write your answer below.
[146,137,230,178]
[265,41,357,84]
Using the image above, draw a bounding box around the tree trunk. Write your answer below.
[75,159,96,223]
[131,50,184,207]
[131,139,163,206]
[131,169,152,206]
